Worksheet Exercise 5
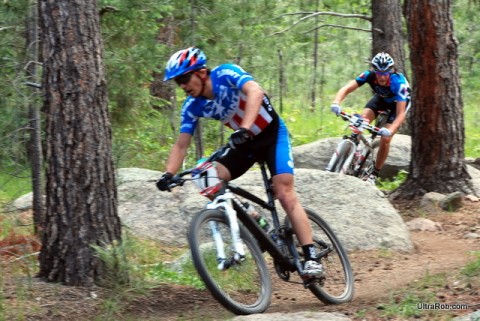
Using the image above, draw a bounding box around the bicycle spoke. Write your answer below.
[188,209,271,315]
[287,208,354,304]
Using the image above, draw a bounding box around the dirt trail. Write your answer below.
[137,204,480,320]
[3,202,480,321]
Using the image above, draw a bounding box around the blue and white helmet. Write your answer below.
[371,52,395,72]
[164,47,207,81]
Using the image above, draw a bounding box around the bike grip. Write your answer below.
[166,176,183,190]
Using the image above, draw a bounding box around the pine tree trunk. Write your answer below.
[26,0,44,236]
[371,0,411,135]
[392,0,474,199]
[371,0,406,74]
[38,0,121,286]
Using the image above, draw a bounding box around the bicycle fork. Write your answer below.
[326,139,357,173]
[206,191,246,271]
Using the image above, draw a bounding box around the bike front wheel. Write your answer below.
[188,209,272,315]
[354,140,380,179]
[328,140,355,174]
[286,207,354,304]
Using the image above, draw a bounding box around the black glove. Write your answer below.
[156,172,174,191]
[229,128,252,147]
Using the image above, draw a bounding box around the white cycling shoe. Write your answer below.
[303,260,325,277]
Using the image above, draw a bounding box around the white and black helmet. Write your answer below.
[371,52,395,72]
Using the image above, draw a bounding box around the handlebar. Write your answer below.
[164,144,232,190]
[338,111,380,134]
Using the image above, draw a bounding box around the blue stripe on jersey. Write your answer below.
[274,119,294,175]
[355,70,410,104]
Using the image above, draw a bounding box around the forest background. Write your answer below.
[0,0,479,202]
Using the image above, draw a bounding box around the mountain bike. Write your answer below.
[163,145,354,315]
[326,110,389,179]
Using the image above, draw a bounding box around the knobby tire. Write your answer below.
[188,209,272,315]
[286,207,354,304]
[330,141,354,173]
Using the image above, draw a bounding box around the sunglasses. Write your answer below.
[374,70,392,76]
[174,72,195,85]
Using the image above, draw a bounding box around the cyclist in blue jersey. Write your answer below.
[156,47,323,276]
[330,52,411,185]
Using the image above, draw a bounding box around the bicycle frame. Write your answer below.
[169,147,300,273]
[211,162,299,272]
[326,111,388,176]
[167,149,355,313]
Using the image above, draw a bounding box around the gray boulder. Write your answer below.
[468,165,480,196]
[117,167,413,251]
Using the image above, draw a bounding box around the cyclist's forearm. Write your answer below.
[333,80,358,104]
[165,147,186,174]
[389,115,405,134]
[165,134,191,174]
[389,102,407,134]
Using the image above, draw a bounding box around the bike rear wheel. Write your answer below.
[286,207,354,304]
[188,209,272,315]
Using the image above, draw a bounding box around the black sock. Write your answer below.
[302,244,317,261]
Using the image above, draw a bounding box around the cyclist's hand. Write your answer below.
[156,172,174,191]
[330,103,342,116]
[378,127,392,137]
[229,127,252,147]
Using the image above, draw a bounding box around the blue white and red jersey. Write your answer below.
[179,63,275,136]
[355,71,410,103]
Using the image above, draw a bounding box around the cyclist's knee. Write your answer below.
[361,108,375,122]
[271,174,295,200]
[214,162,231,181]
[275,189,296,205]
[380,135,392,145]
[276,191,300,215]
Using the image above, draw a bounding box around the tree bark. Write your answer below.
[371,0,411,135]
[371,0,406,75]
[26,0,45,237]
[392,0,474,199]
[38,0,121,286]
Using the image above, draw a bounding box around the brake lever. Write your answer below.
[167,176,185,190]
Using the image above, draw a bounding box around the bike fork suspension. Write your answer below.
[225,200,246,259]
[207,197,246,270]
[208,220,227,270]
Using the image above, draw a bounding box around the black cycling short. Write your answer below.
[365,94,410,124]
[216,115,295,180]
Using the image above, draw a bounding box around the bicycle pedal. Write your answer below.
[302,277,318,288]
[302,274,325,287]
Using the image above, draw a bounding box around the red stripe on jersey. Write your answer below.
[239,99,246,110]
[232,113,243,126]
[227,97,273,135]
[254,113,269,129]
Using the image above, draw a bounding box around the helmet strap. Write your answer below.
[195,69,210,98]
